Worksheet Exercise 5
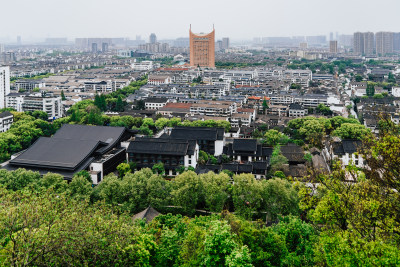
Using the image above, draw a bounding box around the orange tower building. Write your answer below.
[189,26,215,68]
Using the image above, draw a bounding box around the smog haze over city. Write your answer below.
[1,0,400,42]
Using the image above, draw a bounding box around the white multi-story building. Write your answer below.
[189,100,237,117]
[0,111,13,132]
[84,80,111,93]
[131,60,156,71]
[145,97,169,110]
[6,93,62,120]
[15,79,45,92]
[324,139,364,171]
[230,113,252,127]
[0,66,10,109]
[147,75,172,85]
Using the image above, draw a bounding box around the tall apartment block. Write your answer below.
[299,42,308,49]
[0,66,10,109]
[189,26,215,68]
[329,40,338,53]
[393,32,400,52]
[222,37,230,50]
[149,33,157,44]
[376,32,394,56]
[353,32,375,55]
[75,38,112,51]
[338,34,353,47]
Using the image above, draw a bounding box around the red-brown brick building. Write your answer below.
[189,26,215,68]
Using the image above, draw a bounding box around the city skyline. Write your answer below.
[1,0,400,42]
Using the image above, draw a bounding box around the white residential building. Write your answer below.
[15,79,46,92]
[131,61,156,71]
[145,97,169,110]
[324,139,364,169]
[6,93,62,120]
[147,75,172,85]
[0,66,10,109]
[0,111,13,132]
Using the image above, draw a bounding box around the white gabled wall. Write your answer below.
[89,162,103,185]
[214,140,224,156]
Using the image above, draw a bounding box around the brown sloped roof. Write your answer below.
[132,206,161,222]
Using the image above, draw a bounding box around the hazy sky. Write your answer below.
[1,0,400,42]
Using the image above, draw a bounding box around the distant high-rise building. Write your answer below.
[222,37,230,49]
[299,42,308,49]
[189,26,215,68]
[136,35,141,41]
[102,42,109,52]
[0,44,4,53]
[45,38,68,45]
[173,38,190,48]
[149,33,157,44]
[75,38,88,48]
[17,36,21,45]
[306,35,326,46]
[330,40,338,53]
[0,66,10,109]
[253,37,261,44]
[394,32,400,52]
[353,32,374,55]
[0,52,16,64]
[138,42,170,53]
[216,40,223,51]
[91,43,98,53]
[338,34,353,47]
[376,32,394,56]
[330,32,334,41]
[353,32,363,54]
[75,38,112,50]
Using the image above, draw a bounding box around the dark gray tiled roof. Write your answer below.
[127,138,192,156]
[170,127,224,141]
[281,143,305,163]
[145,97,168,103]
[53,124,126,153]
[0,111,13,118]
[10,137,104,170]
[289,103,304,110]
[251,161,269,170]
[262,147,274,158]
[5,124,132,178]
[333,139,362,155]
[232,139,257,152]
[238,164,253,172]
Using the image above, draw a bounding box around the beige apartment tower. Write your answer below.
[329,40,338,53]
[189,26,215,68]
[353,32,375,56]
[376,32,393,56]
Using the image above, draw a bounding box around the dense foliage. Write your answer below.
[287,59,363,74]
[1,123,400,265]
[0,111,56,162]
[284,116,369,147]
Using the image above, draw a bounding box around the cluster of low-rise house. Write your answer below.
[2,51,400,185]
[5,64,142,119]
